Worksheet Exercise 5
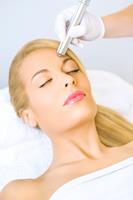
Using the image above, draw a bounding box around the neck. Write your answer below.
[50,120,109,168]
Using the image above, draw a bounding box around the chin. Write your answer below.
[69,101,97,124]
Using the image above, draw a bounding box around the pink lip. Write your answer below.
[63,90,86,106]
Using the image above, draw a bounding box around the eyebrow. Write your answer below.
[31,57,72,81]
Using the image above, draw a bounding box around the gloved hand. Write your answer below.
[55,6,105,47]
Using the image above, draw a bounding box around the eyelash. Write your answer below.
[39,68,80,88]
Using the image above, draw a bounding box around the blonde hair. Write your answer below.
[9,39,133,147]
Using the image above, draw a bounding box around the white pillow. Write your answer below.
[0,69,133,191]
[0,89,53,190]
[89,70,133,121]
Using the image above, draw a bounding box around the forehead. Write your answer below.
[20,48,73,82]
[21,48,70,70]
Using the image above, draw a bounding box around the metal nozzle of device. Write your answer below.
[57,0,91,56]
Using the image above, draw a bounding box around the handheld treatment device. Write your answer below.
[57,0,91,56]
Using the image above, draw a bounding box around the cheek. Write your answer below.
[28,90,52,115]
[27,88,60,126]
[31,95,65,134]
[79,74,92,95]
[83,77,97,113]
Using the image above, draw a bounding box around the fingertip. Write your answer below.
[71,38,84,48]
[71,38,78,45]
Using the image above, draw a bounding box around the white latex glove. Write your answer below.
[55,6,105,47]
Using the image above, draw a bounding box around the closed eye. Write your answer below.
[67,68,80,73]
[39,79,52,88]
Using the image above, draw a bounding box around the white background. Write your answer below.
[0,0,132,88]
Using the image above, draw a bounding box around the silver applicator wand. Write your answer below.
[57,0,91,56]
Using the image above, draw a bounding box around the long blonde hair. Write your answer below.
[9,39,133,147]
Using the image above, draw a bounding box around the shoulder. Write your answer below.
[0,180,25,200]
[0,179,38,200]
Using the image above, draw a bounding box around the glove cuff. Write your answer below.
[97,16,105,39]
[84,13,106,41]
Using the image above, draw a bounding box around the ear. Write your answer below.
[19,108,37,128]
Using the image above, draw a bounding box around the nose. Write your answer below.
[64,75,77,88]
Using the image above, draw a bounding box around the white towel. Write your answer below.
[50,156,133,200]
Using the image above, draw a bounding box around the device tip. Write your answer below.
[56,51,63,57]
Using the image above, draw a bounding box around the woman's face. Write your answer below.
[20,48,97,137]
